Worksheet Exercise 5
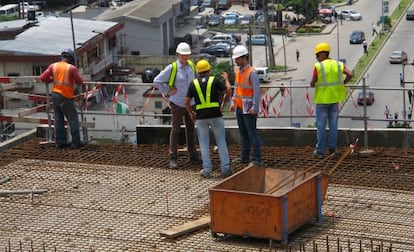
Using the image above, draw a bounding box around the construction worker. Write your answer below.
[154,42,200,169]
[310,42,353,158]
[39,48,85,149]
[184,60,233,178]
[230,45,262,166]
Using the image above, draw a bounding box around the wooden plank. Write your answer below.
[18,105,46,117]
[159,216,210,238]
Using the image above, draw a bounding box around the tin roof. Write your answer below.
[0,16,119,56]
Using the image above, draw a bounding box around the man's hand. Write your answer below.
[168,87,177,96]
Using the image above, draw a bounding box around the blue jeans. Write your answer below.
[235,108,261,162]
[195,117,230,174]
[315,103,339,155]
[52,92,81,147]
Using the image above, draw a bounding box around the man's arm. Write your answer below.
[250,71,261,114]
[38,64,54,83]
[343,66,353,84]
[153,64,173,96]
[310,67,317,87]
[70,66,83,85]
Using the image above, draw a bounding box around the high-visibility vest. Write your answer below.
[168,60,196,88]
[52,61,75,99]
[314,59,346,104]
[233,66,254,109]
[193,76,219,110]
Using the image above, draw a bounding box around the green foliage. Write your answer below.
[297,27,321,33]
[210,61,235,84]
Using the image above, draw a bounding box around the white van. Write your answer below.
[255,67,270,82]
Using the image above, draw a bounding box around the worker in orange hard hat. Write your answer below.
[39,48,85,149]
[310,42,353,159]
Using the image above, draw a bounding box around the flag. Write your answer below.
[116,101,130,114]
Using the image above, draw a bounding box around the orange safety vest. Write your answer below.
[233,66,254,109]
[51,61,75,99]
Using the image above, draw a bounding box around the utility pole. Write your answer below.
[263,0,275,67]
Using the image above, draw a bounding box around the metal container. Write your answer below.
[209,166,329,243]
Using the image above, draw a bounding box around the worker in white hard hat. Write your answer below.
[154,42,200,169]
[229,45,262,166]
[311,42,353,159]
[184,60,233,179]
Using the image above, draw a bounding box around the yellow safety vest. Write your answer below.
[168,60,196,88]
[193,76,219,110]
[314,59,346,104]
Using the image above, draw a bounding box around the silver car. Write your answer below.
[389,50,408,64]
[339,9,362,21]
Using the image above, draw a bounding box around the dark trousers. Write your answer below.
[169,102,197,158]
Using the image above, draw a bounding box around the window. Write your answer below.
[154,101,162,109]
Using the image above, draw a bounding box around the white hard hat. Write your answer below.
[176,42,191,55]
[232,45,249,59]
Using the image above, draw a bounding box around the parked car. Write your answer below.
[223,14,238,26]
[349,30,365,44]
[217,0,231,10]
[201,0,214,8]
[203,34,236,46]
[142,67,160,83]
[338,9,362,21]
[255,67,270,82]
[245,34,274,46]
[240,15,253,26]
[200,43,231,57]
[389,50,408,64]
[357,91,375,106]
[207,14,222,26]
[406,9,414,20]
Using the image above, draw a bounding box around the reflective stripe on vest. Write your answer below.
[314,59,346,104]
[52,62,75,99]
[234,66,254,109]
[194,76,219,110]
[168,60,196,88]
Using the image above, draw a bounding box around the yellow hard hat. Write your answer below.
[314,42,331,54]
[196,59,211,73]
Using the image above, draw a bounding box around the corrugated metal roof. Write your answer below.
[96,0,181,23]
[0,16,119,56]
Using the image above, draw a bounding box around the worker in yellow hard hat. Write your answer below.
[184,59,233,179]
[310,42,353,159]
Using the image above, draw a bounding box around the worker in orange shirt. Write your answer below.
[39,49,85,149]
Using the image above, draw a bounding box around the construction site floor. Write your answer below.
[0,139,413,251]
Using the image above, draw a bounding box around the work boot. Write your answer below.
[220,169,233,178]
[188,154,202,165]
[169,155,178,169]
[329,149,340,158]
[70,142,85,149]
[200,169,211,179]
[232,156,249,164]
[313,150,324,159]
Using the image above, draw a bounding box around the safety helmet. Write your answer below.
[314,42,331,55]
[61,48,75,60]
[232,45,249,59]
[196,59,211,73]
[176,42,191,55]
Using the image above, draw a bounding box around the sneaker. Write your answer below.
[232,157,249,164]
[220,169,233,178]
[313,150,324,159]
[200,169,211,179]
[249,160,262,167]
[169,158,178,169]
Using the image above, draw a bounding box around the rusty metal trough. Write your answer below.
[209,166,330,243]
